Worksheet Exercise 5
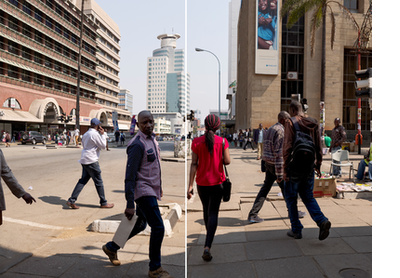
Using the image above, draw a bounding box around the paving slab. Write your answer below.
[253,256,325,278]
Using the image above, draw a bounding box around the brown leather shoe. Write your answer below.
[100,203,114,208]
[102,245,120,266]
[148,267,172,278]
[66,201,80,209]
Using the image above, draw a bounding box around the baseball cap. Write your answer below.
[90,118,101,126]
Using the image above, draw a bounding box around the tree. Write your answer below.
[281,0,358,136]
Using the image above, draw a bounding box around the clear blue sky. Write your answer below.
[94,0,232,119]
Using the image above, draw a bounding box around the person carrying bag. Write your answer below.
[187,114,231,262]
[221,139,231,202]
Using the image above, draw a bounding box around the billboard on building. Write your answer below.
[255,0,279,75]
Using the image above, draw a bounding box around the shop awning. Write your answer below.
[0,109,42,123]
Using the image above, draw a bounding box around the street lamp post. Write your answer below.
[195,48,221,120]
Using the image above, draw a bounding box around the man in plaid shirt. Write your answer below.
[329,118,347,176]
[248,111,290,223]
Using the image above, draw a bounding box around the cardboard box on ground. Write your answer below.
[313,178,337,198]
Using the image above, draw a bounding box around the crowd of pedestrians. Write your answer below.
[1,102,371,278]
[187,100,336,262]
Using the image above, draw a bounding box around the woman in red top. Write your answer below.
[187,114,231,262]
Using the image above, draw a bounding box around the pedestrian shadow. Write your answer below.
[38,196,100,209]
[39,195,69,208]
[194,217,245,228]
[0,246,184,277]
[187,226,372,277]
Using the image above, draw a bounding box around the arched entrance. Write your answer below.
[43,102,59,123]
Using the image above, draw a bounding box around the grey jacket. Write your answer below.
[0,150,26,211]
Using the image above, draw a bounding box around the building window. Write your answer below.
[343,0,358,13]
[21,69,31,82]
[8,41,19,55]
[7,65,18,79]
[281,15,305,112]
[2,97,22,109]
[343,49,372,131]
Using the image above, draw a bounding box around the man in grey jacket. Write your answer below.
[0,149,36,225]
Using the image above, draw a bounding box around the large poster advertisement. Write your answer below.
[255,0,279,75]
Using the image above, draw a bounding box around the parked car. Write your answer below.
[21,131,47,145]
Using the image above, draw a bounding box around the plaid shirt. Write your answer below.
[262,122,285,177]
[331,125,346,148]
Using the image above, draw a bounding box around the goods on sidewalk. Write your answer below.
[313,177,337,198]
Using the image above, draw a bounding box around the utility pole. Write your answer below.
[75,0,85,132]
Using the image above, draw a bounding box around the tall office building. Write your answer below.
[227,0,241,119]
[146,34,189,115]
[76,0,131,129]
[118,88,133,114]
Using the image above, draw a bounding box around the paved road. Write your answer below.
[0,143,185,275]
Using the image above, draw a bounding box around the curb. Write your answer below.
[161,157,185,163]
[91,203,182,237]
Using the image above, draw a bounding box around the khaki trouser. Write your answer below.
[257,142,263,159]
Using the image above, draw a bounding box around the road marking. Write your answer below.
[3,217,72,230]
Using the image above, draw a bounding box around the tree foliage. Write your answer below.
[281,0,359,56]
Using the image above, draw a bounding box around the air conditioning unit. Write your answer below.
[287,71,298,80]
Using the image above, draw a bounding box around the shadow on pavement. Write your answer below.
[187,226,372,278]
[38,196,102,209]
[0,246,184,277]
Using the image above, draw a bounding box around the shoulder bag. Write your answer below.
[221,138,231,202]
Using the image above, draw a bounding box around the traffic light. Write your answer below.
[355,68,372,98]
[57,115,65,122]
[65,115,72,123]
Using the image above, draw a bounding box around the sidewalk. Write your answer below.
[186,147,372,278]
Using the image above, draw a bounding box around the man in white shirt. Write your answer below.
[67,118,114,209]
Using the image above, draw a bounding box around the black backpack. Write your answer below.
[289,117,316,178]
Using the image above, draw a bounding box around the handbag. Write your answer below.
[221,138,231,202]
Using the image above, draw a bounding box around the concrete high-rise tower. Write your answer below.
[146,34,189,115]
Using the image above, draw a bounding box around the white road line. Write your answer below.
[3,217,72,230]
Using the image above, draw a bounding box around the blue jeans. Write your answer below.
[68,162,107,206]
[284,176,328,233]
[106,196,165,271]
[356,160,372,180]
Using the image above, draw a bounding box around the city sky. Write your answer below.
[94,0,232,120]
